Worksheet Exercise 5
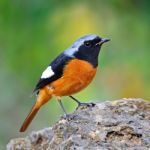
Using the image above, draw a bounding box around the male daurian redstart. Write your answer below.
[20,34,110,132]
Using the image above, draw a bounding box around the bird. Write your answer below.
[20,34,110,132]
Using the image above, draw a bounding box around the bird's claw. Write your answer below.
[76,102,96,109]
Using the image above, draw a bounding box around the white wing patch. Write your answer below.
[41,66,54,79]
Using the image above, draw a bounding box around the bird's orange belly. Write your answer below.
[49,59,97,96]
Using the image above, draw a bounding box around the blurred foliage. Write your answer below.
[0,0,150,148]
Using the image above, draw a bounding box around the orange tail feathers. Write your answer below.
[20,88,52,132]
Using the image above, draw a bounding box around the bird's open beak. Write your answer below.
[100,38,110,44]
[95,38,110,46]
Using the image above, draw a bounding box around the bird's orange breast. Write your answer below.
[48,59,97,96]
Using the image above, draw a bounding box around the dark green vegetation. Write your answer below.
[0,0,150,148]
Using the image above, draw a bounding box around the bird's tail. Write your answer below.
[19,89,52,132]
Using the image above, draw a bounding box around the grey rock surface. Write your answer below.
[7,98,150,150]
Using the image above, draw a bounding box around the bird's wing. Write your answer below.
[33,53,72,93]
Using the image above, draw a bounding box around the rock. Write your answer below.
[7,98,150,150]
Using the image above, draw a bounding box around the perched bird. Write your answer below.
[20,34,110,132]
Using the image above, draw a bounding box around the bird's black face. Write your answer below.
[74,36,110,67]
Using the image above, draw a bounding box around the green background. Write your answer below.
[0,0,150,148]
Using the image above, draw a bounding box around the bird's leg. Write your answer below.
[69,96,82,105]
[57,97,75,119]
[57,98,67,115]
[69,96,95,107]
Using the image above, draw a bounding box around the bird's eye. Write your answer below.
[84,42,92,47]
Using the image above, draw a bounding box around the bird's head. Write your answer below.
[64,34,110,67]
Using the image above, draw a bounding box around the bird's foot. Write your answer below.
[76,102,96,109]
[69,96,95,108]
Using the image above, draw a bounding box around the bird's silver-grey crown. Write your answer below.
[64,34,99,57]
